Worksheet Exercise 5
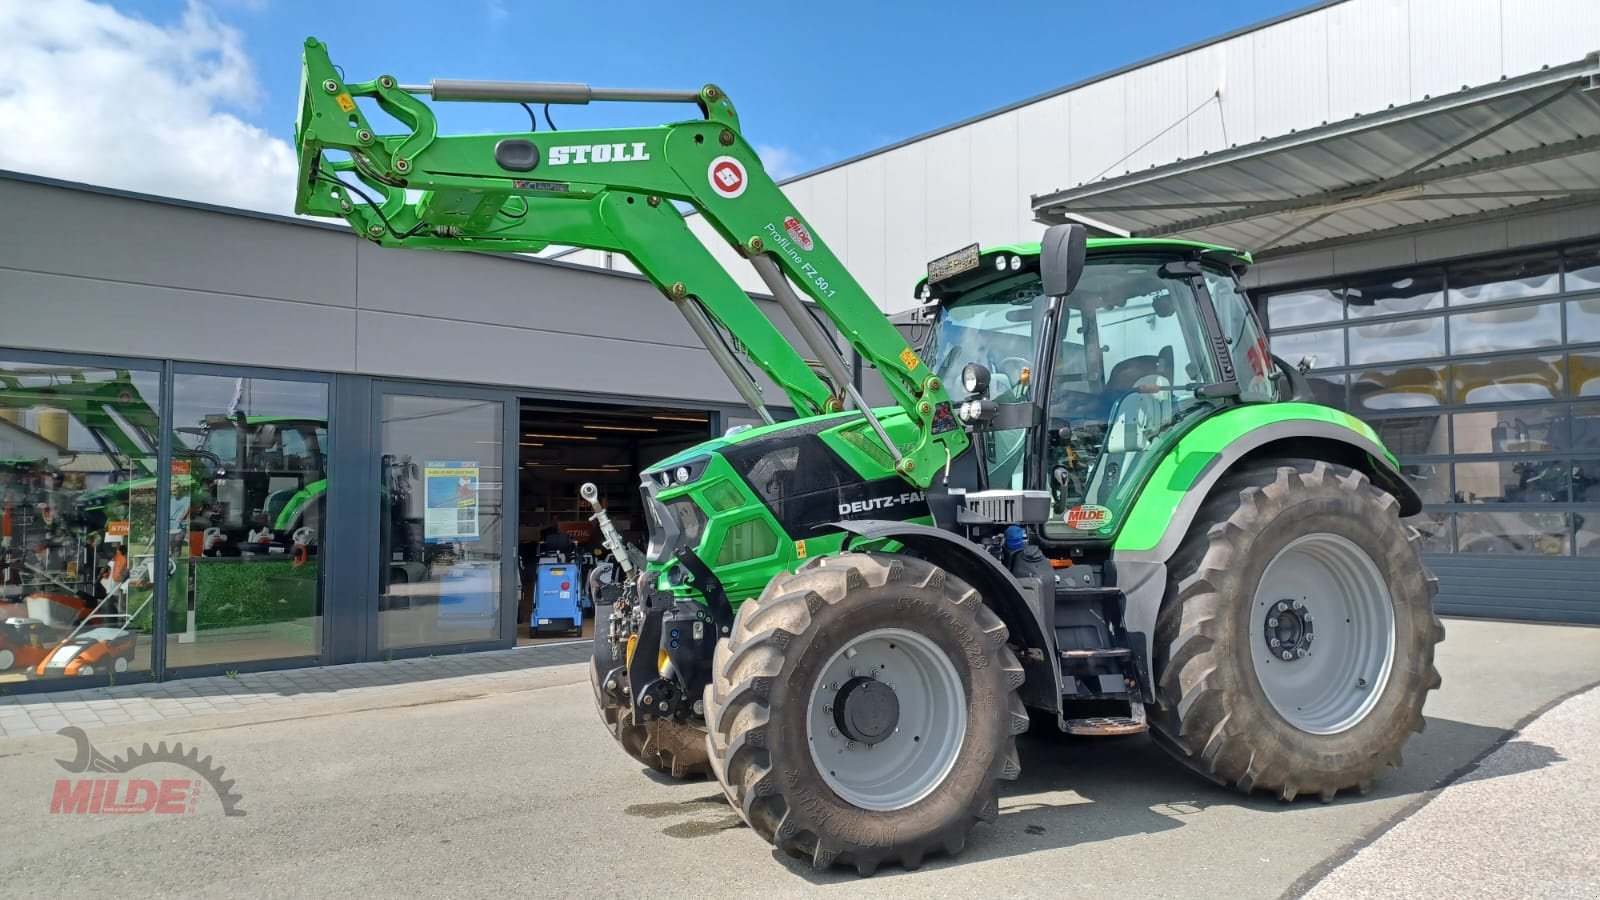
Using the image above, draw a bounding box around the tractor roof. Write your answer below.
[913,237,1251,298]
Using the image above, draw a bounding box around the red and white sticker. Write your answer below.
[708,156,747,199]
[1065,504,1111,531]
[783,216,814,251]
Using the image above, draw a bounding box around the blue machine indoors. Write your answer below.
[532,557,585,636]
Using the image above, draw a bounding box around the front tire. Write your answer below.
[704,552,1027,875]
[1147,460,1444,801]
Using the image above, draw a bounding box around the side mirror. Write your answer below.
[1041,223,1087,297]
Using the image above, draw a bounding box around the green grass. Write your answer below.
[129,560,320,633]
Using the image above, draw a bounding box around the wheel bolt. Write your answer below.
[828,727,838,738]
[1281,650,1293,661]
[1268,617,1279,628]
[845,741,856,751]
[824,705,833,714]
[1306,633,1314,642]
[1278,602,1290,612]
[848,668,858,678]
[1293,600,1305,610]
[1296,649,1307,658]
[1270,638,1281,648]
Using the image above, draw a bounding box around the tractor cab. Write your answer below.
[917,236,1276,542]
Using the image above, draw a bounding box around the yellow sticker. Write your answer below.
[899,348,920,371]
[795,540,808,559]
[335,92,357,113]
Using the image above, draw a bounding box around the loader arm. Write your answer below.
[293,38,967,485]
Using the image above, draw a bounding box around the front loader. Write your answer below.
[293,39,1444,875]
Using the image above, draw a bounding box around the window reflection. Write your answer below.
[1302,371,1348,410]
[1449,301,1561,355]
[1266,287,1343,328]
[1400,461,1450,504]
[1568,298,1600,345]
[1352,363,1448,412]
[1451,405,1569,455]
[1578,512,1600,557]
[1572,458,1600,504]
[1563,244,1600,293]
[1568,352,1600,398]
[1572,404,1600,451]
[1448,252,1560,305]
[0,362,161,686]
[1350,316,1445,365]
[1454,355,1563,404]
[1370,415,1448,458]
[1345,271,1444,318]
[1457,511,1570,556]
[1454,459,1570,504]
[1271,327,1346,369]
[1410,512,1454,554]
[167,375,327,668]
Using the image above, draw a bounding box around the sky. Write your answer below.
[0,0,1317,216]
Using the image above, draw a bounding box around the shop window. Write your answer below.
[1349,315,1445,365]
[1265,287,1343,329]
[1565,244,1600,293]
[166,374,328,668]
[1399,461,1451,505]
[1566,297,1600,345]
[1453,354,1563,405]
[1344,271,1444,318]
[1456,510,1570,557]
[1572,458,1600,504]
[1449,300,1562,356]
[1351,363,1447,413]
[1270,326,1346,370]
[0,361,162,686]
[1448,251,1560,306]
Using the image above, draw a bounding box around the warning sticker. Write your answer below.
[335,92,357,113]
[783,216,813,251]
[1065,504,1111,531]
[795,540,808,559]
[708,156,747,199]
[899,347,920,371]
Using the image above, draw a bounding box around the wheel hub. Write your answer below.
[833,676,899,745]
[1263,598,1315,661]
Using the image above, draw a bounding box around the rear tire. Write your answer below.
[1147,459,1444,801]
[588,602,710,779]
[704,552,1027,875]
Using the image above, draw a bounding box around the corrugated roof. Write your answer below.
[1032,53,1600,258]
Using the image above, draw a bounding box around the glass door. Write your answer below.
[374,389,511,652]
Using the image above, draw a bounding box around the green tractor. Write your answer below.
[293,40,1443,875]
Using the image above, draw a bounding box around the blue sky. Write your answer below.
[110,0,1314,180]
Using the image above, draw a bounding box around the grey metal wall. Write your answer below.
[0,173,800,416]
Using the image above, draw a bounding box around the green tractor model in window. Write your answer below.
[293,40,1443,875]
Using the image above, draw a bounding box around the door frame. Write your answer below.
[360,379,520,661]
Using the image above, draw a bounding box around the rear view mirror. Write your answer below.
[1041,223,1087,297]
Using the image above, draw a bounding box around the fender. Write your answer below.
[836,520,1061,713]
[1112,403,1421,565]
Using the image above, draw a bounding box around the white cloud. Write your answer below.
[0,0,298,215]
[754,144,805,181]
[486,0,508,23]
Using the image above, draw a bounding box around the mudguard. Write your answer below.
[1112,403,1420,564]
[836,520,1060,713]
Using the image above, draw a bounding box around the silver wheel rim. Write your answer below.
[0,649,13,670]
[1251,533,1396,735]
[78,665,94,676]
[806,627,967,811]
[113,657,129,674]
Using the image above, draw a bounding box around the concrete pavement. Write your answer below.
[0,617,1594,899]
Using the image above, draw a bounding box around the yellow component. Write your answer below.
[795,539,808,559]
[899,347,920,371]
[625,634,638,666]
[658,650,671,673]
[1019,366,1031,386]
[335,92,356,112]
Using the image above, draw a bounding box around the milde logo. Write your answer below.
[48,726,245,816]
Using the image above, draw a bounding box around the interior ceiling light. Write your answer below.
[519,442,544,447]
[651,414,707,423]
[524,433,598,441]
[565,467,620,472]
[581,424,658,433]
